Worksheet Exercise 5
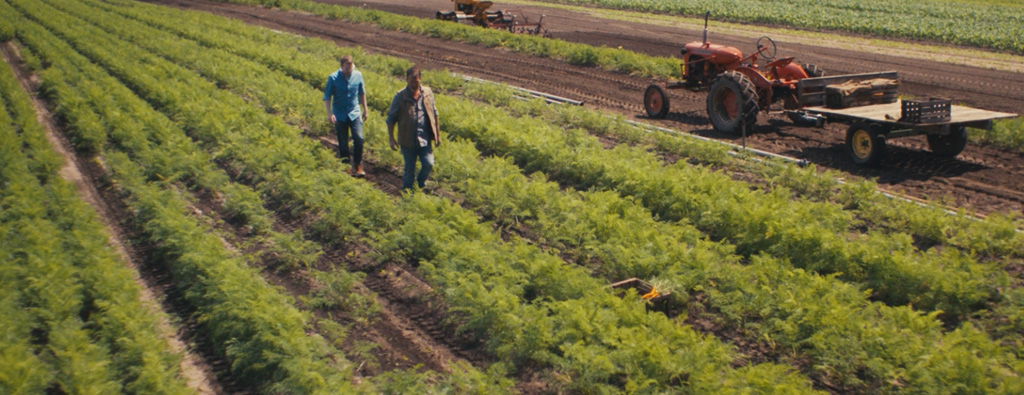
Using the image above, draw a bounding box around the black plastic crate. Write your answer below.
[901,98,951,124]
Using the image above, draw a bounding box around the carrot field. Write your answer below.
[1,0,1022,393]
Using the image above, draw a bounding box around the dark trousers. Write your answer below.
[335,117,364,166]
[401,143,434,190]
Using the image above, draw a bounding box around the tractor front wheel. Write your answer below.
[707,71,759,134]
[846,122,888,166]
[644,84,670,119]
[927,126,968,158]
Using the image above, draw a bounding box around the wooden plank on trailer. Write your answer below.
[804,100,1017,125]
[798,71,899,89]
[804,102,901,121]
[950,105,1017,123]
[797,71,900,107]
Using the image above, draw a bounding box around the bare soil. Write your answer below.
[149,0,1024,216]
[1,42,222,394]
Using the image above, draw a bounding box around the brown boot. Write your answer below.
[354,163,366,178]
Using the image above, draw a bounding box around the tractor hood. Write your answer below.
[682,41,743,65]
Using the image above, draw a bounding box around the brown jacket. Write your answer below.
[387,86,440,149]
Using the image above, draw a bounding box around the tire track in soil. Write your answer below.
[1,41,222,394]
[149,0,1024,216]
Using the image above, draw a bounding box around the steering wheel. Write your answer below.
[755,36,777,61]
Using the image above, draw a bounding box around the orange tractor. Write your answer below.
[436,0,547,36]
[644,12,826,133]
[644,12,1017,165]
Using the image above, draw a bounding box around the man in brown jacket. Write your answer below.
[387,66,441,191]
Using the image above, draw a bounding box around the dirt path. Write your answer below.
[147,0,1024,216]
[1,42,222,394]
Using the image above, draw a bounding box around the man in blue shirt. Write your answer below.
[323,55,369,177]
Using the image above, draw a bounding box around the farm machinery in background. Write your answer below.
[643,12,1016,165]
[436,0,547,36]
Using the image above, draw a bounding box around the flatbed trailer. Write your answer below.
[801,101,1017,165]
[794,73,1018,165]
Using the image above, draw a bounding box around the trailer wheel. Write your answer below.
[707,71,759,134]
[927,125,968,158]
[846,122,887,166]
[644,84,670,118]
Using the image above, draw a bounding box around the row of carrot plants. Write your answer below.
[1,65,118,395]
[79,0,1024,391]
[0,4,373,392]
[0,54,192,393]
[207,0,1024,152]
[13,0,823,391]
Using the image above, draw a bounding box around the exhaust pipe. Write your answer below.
[702,11,710,45]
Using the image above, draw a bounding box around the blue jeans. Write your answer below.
[401,144,434,190]
[335,117,364,166]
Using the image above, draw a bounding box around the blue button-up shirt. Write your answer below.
[323,69,365,121]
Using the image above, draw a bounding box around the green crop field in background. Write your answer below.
[530,0,1024,54]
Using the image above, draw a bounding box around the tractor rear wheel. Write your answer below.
[644,84,670,119]
[707,71,759,134]
[845,122,887,166]
[927,126,968,158]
